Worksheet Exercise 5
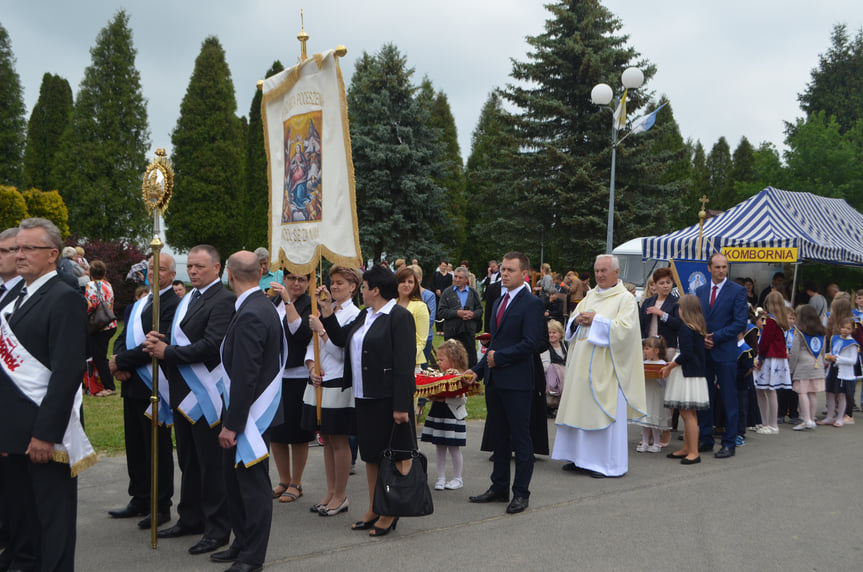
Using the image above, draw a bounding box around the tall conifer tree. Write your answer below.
[346,44,445,265]
[167,36,244,257]
[428,89,466,259]
[500,0,656,268]
[53,11,150,240]
[0,23,26,186]
[244,60,283,251]
[23,73,73,191]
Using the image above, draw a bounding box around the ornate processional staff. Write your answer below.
[141,148,174,548]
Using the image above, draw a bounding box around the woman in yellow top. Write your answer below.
[396,266,430,370]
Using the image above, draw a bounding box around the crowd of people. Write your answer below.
[2,221,862,571]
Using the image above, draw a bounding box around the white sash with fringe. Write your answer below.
[127,296,173,426]
[171,291,223,427]
[217,299,286,467]
[0,309,98,477]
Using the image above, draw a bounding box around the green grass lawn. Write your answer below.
[84,324,489,456]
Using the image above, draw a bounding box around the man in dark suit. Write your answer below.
[696,253,748,459]
[437,266,483,368]
[108,253,179,528]
[465,252,545,514]
[0,227,20,560]
[210,251,283,572]
[481,259,502,333]
[0,218,89,571]
[142,245,234,555]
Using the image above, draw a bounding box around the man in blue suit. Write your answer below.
[465,252,545,514]
[696,253,748,459]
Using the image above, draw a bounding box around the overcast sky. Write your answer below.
[5,1,863,164]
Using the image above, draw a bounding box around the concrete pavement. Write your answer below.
[77,406,861,571]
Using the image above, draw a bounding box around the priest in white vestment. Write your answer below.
[552,254,646,477]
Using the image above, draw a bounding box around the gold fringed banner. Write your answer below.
[415,373,483,399]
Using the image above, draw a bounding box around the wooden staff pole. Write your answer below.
[308,274,323,424]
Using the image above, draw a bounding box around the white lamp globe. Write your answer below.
[591,83,613,105]
[621,67,644,89]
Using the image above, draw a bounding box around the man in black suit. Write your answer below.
[481,259,502,333]
[210,251,284,572]
[465,252,545,515]
[108,254,179,529]
[0,218,90,571]
[143,245,234,555]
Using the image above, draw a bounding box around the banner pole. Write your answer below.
[149,219,162,549]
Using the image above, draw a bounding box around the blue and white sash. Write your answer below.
[830,335,859,355]
[171,292,223,427]
[217,300,287,467]
[127,296,173,426]
[0,310,98,476]
[737,341,752,359]
[853,308,863,323]
[797,327,825,358]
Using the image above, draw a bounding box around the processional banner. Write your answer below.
[261,49,362,273]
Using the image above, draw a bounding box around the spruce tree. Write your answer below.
[500,0,657,268]
[166,36,244,258]
[428,88,466,260]
[463,91,520,266]
[52,11,150,240]
[706,137,733,210]
[346,43,445,265]
[244,60,283,251]
[23,73,73,191]
[729,136,756,202]
[0,23,26,186]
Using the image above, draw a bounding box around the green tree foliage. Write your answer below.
[751,142,787,191]
[797,24,863,135]
[0,23,26,186]
[464,91,518,269]
[705,137,734,210]
[0,186,27,229]
[729,136,756,202]
[23,73,73,191]
[52,11,150,241]
[499,0,658,269]
[73,237,146,313]
[426,87,466,260]
[784,112,863,208]
[346,43,445,265]
[22,188,70,238]
[167,36,244,258]
[614,98,689,244]
[244,60,283,251]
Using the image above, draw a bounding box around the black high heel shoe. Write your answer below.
[369,516,399,537]
[351,516,379,531]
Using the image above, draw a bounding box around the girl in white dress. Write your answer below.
[635,336,668,453]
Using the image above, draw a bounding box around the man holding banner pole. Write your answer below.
[143,245,235,554]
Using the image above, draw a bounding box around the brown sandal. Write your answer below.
[279,484,303,503]
[272,482,289,499]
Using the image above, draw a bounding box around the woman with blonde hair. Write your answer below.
[754,291,792,434]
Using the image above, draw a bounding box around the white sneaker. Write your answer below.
[755,426,773,435]
[444,478,463,490]
[647,444,662,453]
[635,442,647,453]
[770,426,780,433]
[434,479,446,491]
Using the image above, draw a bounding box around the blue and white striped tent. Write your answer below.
[643,187,863,266]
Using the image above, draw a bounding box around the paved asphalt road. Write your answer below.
[77,400,860,571]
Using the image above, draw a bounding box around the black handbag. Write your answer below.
[88,282,116,334]
[372,424,434,517]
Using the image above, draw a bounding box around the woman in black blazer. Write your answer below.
[639,267,681,360]
[313,265,416,537]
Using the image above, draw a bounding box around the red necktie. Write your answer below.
[496,293,510,327]
[710,285,718,308]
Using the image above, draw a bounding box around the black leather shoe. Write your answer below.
[137,512,170,529]
[697,442,714,453]
[211,546,241,563]
[714,446,735,459]
[189,536,229,555]
[469,489,509,503]
[680,456,701,465]
[108,503,148,518]
[158,523,204,538]
[224,563,262,572]
[506,496,529,514]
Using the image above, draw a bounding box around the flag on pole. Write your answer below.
[612,88,628,131]
[261,49,362,274]
[629,103,668,135]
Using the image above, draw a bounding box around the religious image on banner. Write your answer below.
[669,259,709,295]
[261,49,362,274]
[282,113,322,223]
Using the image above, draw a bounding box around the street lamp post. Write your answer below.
[591,67,644,254]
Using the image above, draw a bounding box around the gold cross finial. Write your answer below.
[699,195,709,211]
[297,10,309,63]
